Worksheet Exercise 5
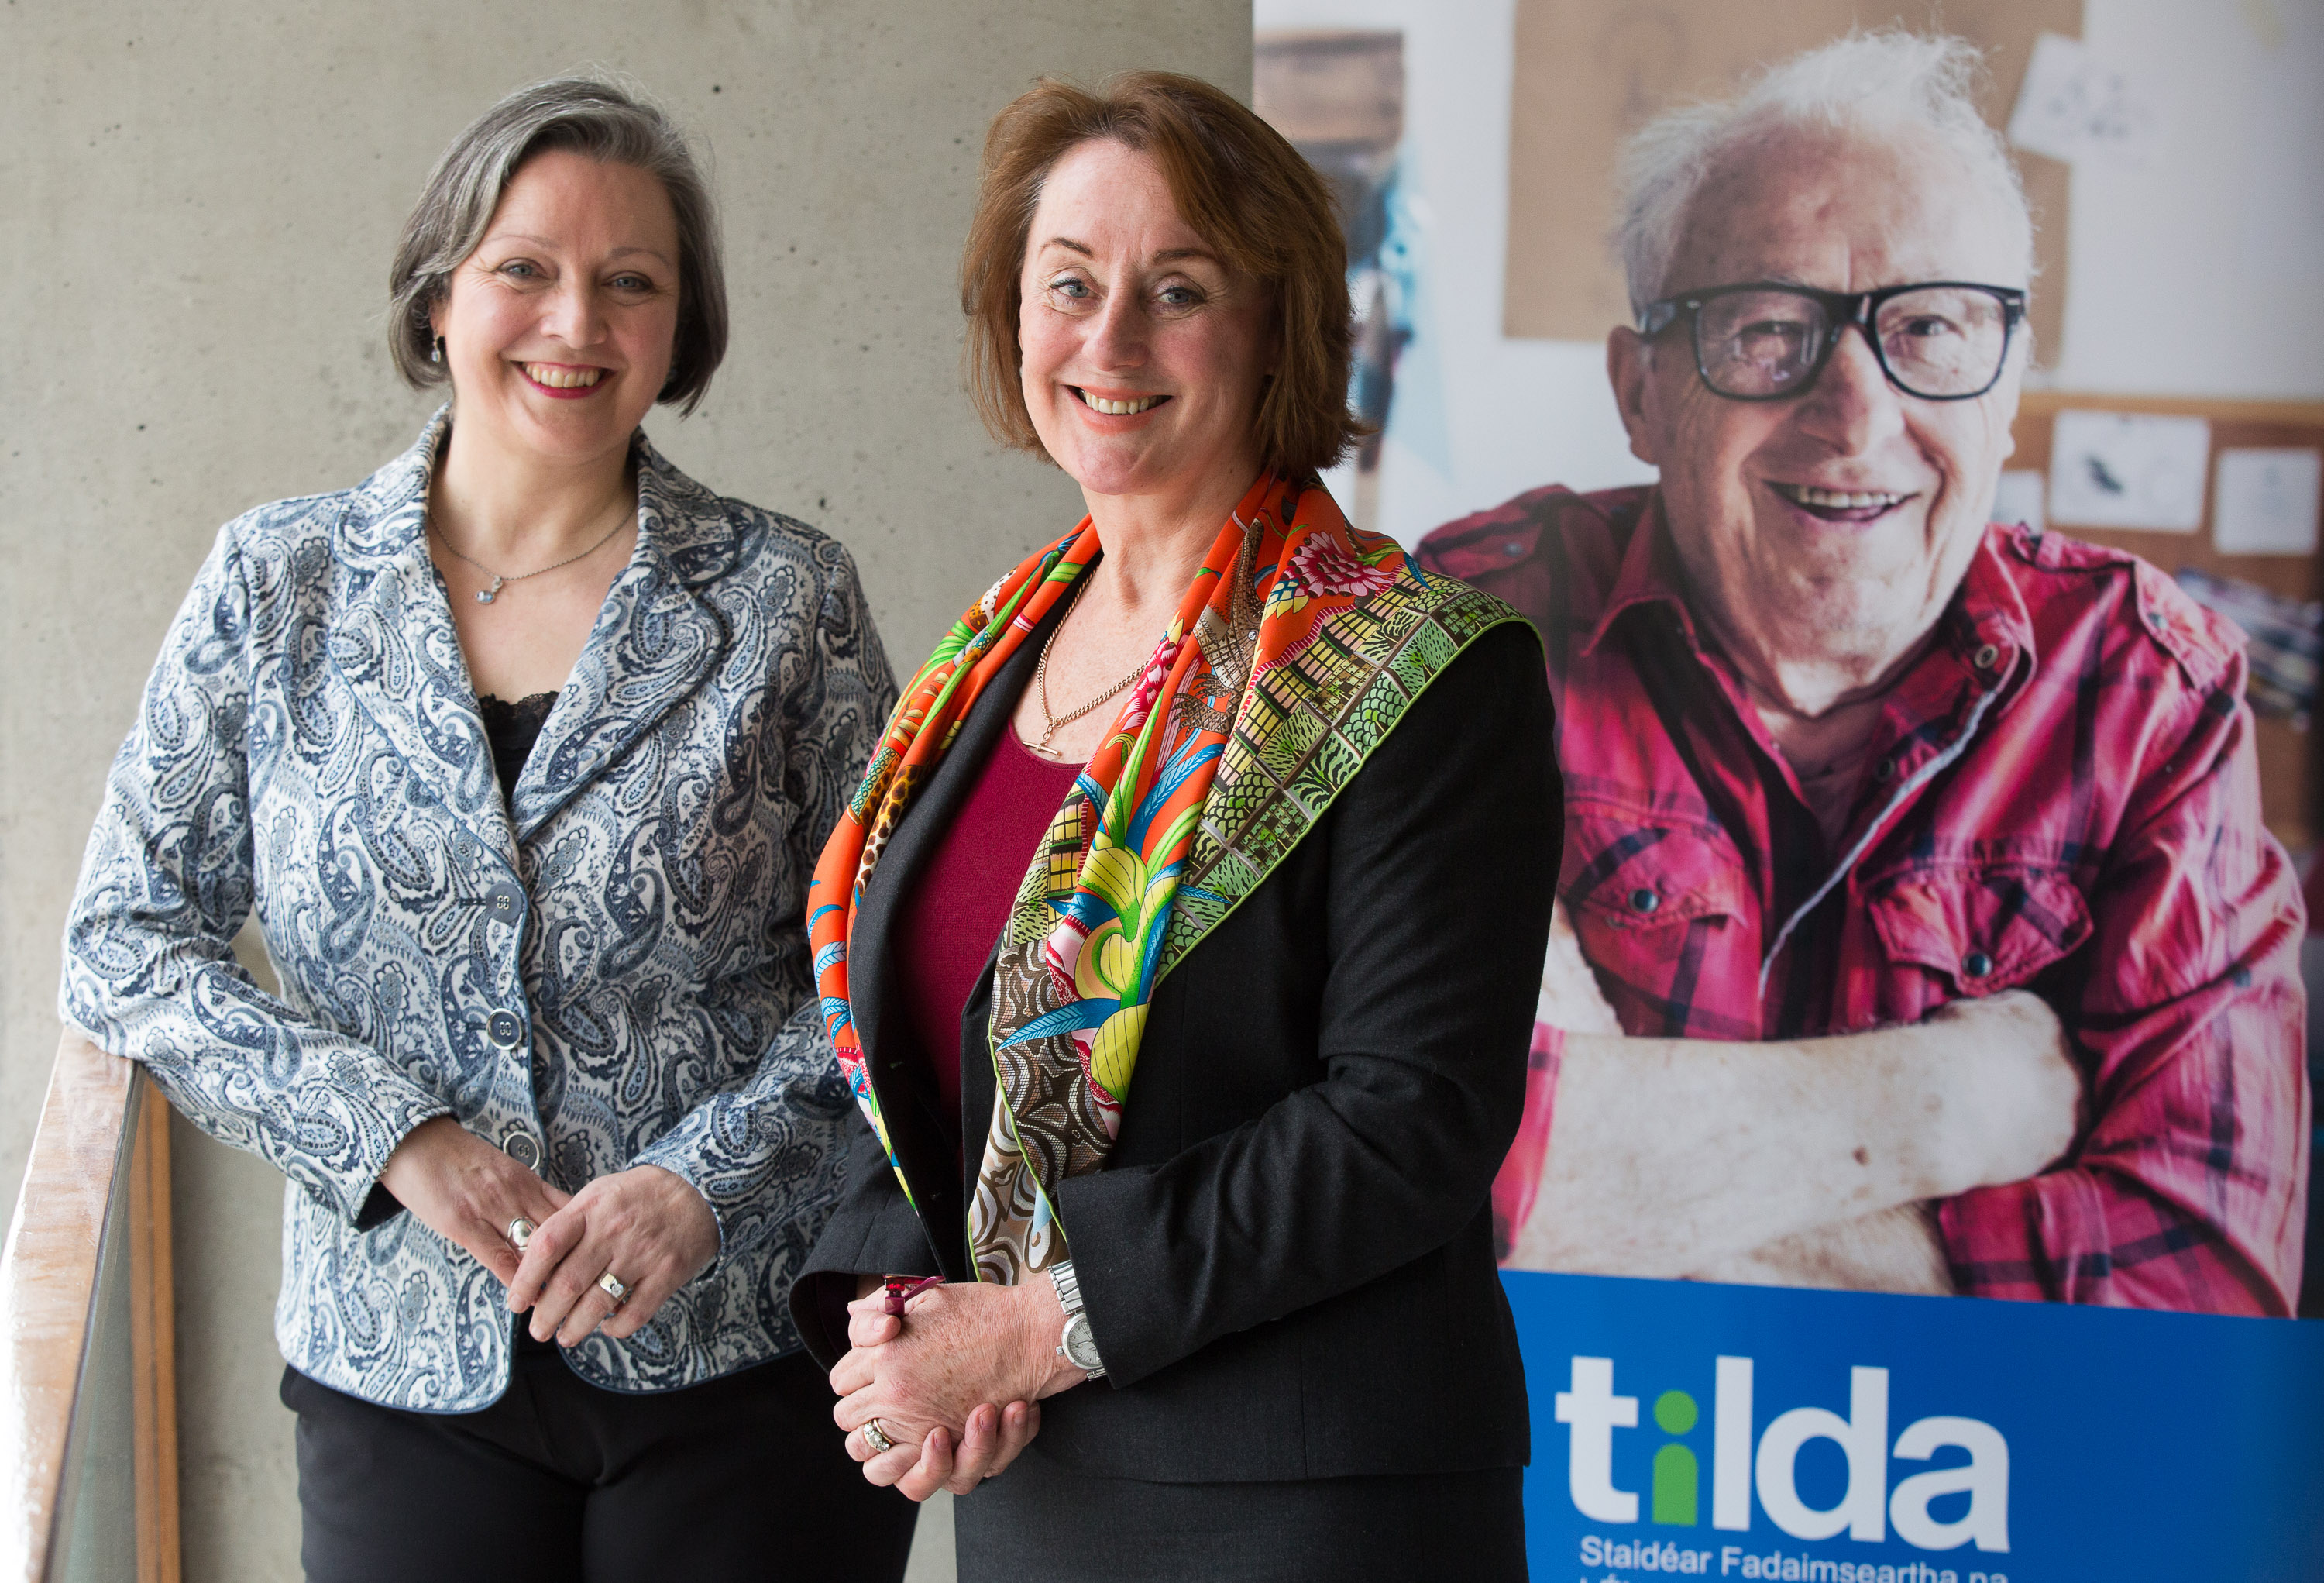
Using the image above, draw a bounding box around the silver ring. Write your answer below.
[862,1417,896,1455]
[596,1271,630,1305]
[507,1217,536,1251]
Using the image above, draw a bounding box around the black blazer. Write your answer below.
[792,601,1560,1485]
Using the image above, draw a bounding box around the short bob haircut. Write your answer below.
[961,71,1364,481]
[388,75,727,415]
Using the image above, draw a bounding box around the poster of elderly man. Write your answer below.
[1418,31,2309,1319]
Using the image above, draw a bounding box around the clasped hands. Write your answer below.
[378,1114,720,1345]
[828,1275,1084,1502]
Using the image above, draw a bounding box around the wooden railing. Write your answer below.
[0,1031,180,1583]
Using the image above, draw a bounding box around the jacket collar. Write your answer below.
[328,408,737,852]
[1579,490,1703,658]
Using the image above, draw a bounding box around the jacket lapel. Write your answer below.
[850,598,1059,1234]
[325,411,513,859]
[853,608,1053,1079]
[507,435,735,838]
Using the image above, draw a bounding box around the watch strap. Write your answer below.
[1049,1260,1105,1378]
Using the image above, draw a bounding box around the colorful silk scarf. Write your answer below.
[810,472,1518,1283]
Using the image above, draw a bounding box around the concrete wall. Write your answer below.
[0,4,1250,1578]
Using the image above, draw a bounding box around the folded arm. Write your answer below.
[1940,666,2307,1313]
[1508,665,2305,1313]
[1511,989,2081,1283]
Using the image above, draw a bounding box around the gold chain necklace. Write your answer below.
[1033,577,1150,749]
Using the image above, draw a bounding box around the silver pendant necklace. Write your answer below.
[431,497,633,604]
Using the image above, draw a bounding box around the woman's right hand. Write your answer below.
[376,1116,571,1286]
[834,1278,1043,1498]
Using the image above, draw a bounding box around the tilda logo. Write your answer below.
[1556,1356,2009,1563]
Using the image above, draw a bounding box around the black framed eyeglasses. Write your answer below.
[1638,280,2027,402]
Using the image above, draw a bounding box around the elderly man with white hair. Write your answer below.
[1420,31,2307,1313]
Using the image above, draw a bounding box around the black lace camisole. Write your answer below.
[479,691,559,801]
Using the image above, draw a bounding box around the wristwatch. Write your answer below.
[1050,1259,1106,1380]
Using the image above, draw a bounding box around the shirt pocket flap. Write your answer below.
[1866,865,2092,991]
[1564,813,1748,931]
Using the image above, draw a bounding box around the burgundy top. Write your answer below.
[892,723,1084,1151]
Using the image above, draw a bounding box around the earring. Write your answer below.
[431,336,445,366]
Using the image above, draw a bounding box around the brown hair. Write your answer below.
[960,71,1364,480]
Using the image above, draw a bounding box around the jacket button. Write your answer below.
[503,1130,540,1169]
[1629,887,1660,914]
[486,882,524,923]
[1974,643,1999,670]
[1962,951,1993,978]
[1873,756,1896,781]
[486,1010,524,1048]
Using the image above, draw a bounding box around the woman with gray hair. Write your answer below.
[61,76,917,1578]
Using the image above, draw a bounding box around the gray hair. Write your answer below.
[388,74,727,414]
[1615,30,2033,318]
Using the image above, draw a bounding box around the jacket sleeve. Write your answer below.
[60,518,451,1225]
[634,537,903,1268]
[786,1114,947,1368]
[1054,619,1563,1387]
[1939,647,2310,1313]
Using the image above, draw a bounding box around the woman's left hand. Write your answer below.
[506,1164,720,1346]
[830,1280,1073,1499]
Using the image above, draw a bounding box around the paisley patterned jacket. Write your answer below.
[62,412,898,1411]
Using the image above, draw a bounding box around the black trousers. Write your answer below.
[951,1448,1527,1582]
[282,1335,917,1583]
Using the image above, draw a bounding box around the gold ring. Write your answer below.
[862,1417,896,1455]
[596,1271,630,1305]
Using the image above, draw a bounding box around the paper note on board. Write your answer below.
[2007,32,2161,169]
[1993,470,2047,533]
[2214,449,2322,556]
[2047,411,2211,532]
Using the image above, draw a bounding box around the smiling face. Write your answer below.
[1608,123,2030,704]
[430,148,680,470]
[1016,139,1277,510]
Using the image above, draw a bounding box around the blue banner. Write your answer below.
[1506,1271,2324,1582]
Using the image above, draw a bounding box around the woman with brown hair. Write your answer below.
[790,71,1559,1578]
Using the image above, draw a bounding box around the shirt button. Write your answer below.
[1973,643,1999,670]
[485,882,524,924]
[1628,887,1661,914]
[486,1010,524,1048]
[1504,541,1525,557]
[502,1130,541,1170]
[1962,950,1994,979]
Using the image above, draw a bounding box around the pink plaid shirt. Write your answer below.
[1422,485,2309,1315]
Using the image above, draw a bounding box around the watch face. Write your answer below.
[1063,1312,1103,1371]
